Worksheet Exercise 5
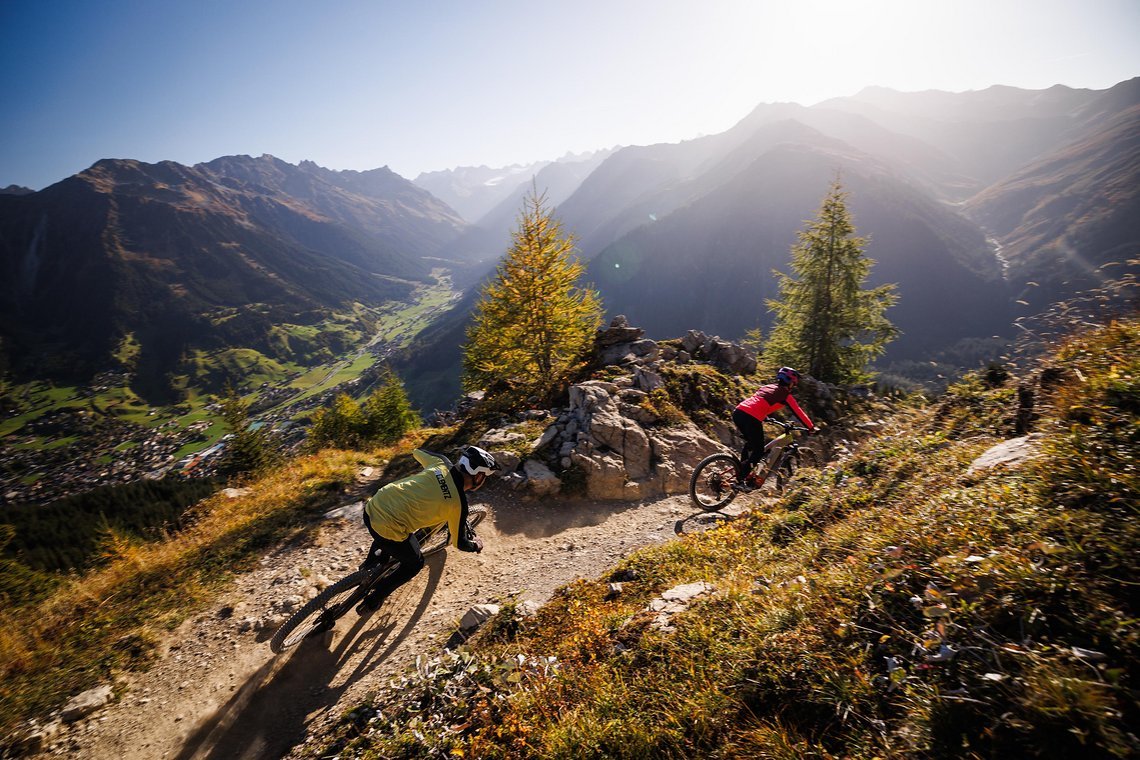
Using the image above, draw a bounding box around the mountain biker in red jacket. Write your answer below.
[356,446,498,614]
[733,367,816,489]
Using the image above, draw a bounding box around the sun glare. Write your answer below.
[707,0,1111,110]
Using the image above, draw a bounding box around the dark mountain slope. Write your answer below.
[962,102,1140,308]
[587,143,1013,359]
[0,156,466,399]
[201,155,464,271]
[555,136,736,257]
[390,289,478,412]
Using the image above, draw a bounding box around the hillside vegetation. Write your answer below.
[317,317,1138,759]
[1,317,1133,758]
[0,434,441,744]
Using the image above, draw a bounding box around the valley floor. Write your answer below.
[37,481,751,759]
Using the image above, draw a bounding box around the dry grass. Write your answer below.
[317,319,1138,759]
[0,430,439,740]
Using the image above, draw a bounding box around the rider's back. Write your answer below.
[364,450,462,545]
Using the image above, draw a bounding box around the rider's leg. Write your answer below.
[360,512,389,569]
[357,533,425,613]
[732,409,767,472]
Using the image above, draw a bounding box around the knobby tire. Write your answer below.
[269,506,489,653]
[270,569,367,653]
[690,453,744,511]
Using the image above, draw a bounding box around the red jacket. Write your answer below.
[737,383,814,429]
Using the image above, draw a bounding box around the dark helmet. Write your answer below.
[776,367,801,387]
[458,445,498,476]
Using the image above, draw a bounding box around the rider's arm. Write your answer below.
[786,395,815,431]
[449,469,481,553]
[454,482,482,552]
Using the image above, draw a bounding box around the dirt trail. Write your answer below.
[41,484,756,759]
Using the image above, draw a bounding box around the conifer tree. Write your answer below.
[764,180,899,384]
[307,368,419,450]
[463,187,603,395]
[362,367,419,444]
[217,386,278,476]
[741,326,764,356]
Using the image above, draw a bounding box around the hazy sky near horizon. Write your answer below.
[2,0,1138,190]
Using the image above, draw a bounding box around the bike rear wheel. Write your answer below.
[270,570,367,653]
[690,453,744,511]
[418,505,489,557]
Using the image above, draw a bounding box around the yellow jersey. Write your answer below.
[364,449,463,546]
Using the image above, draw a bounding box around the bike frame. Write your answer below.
[752,419,806,481]
[316,523,444,624]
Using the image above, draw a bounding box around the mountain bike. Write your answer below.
[269,505,488,653]
[689,419,817,511]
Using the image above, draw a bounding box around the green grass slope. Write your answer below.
[319,318,1138,759]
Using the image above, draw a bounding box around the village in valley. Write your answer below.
[0,275,462,508]
[0,354,413,506]
[1,374,309,507]
[0,364,409,506]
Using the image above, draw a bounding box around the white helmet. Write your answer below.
[458,446,498,476]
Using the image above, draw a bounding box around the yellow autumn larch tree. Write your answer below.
[463,187,603,397]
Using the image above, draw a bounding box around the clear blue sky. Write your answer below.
[2,0,1138,190]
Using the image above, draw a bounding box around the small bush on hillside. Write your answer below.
[308,368,419,450]
[217,386,279,476]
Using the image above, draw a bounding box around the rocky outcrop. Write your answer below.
[647,581,717,632]
[565,381,723,501]
[522,459,561,497]
[61,685,115,722]
[459,603,501,632]
[679,330,757,375]
[478,316,748,501]
[966,434,1043,475]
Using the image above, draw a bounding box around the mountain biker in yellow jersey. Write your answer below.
[733,367,816,490]
[356,446,497,614]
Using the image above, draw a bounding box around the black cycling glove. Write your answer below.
[458,528,483,553]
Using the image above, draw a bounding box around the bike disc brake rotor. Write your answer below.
[709,466,735,495]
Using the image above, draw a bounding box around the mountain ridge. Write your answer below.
[0,154,469,399]
[1,79,1136,414]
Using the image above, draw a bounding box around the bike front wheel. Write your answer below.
[690,453,744,511]
[775,447,820,492]
[418,505,489,557]
[270,570,365,653]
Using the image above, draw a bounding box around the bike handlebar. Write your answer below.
[765,418,811,434]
